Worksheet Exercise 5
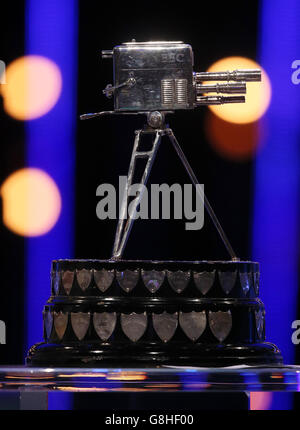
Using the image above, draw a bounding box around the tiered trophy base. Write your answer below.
[27,341,282,367]
[26,259,283,367]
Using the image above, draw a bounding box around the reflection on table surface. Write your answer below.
[0,365,299,392]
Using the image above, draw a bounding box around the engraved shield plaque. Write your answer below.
[44,310,53,340]
[93,312,117,341]
[141,270,165,293]
[167,271,190,293]
[121,312,147,342]
[255,309,264,339]
[193,271,215,295]
[253,272,260,295]
[239,272,251,296]
[94,269,114,292]
[76,269,92,292]
[218,271,237,295]
[71,312,90,340]
[179,311,207,341]
[54,311,68,340]
[116,270,139,293]
[208,310,232,342]
[52,271,61,295]
[152,312,178,342]
[62,270,74,295]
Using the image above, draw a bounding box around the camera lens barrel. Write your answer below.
[196,82,247,94]
[195,69,261,82]
[196,95,245,105]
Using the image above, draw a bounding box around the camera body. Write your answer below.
[77,40,261,121]
[102,41,195,112]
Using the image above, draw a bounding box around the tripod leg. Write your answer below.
[112,129,162,259]
[166,129,239,261]
[112,130,141,257]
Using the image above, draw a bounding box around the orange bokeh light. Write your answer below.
[205,111,264,161]
[1,55,62,120]
[0,168,62,237]
[205,56,271,124]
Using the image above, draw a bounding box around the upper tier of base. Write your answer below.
[51,259,260,299]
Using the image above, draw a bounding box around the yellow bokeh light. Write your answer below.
[0,168,62,237]
[205,57,271,124]
[1,55,62,120]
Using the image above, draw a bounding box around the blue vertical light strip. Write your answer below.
[25,1,78,350]
[253,0,300,410]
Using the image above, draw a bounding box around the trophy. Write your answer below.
[26,41,282,366]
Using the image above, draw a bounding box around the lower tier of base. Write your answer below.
[26,341,283,367]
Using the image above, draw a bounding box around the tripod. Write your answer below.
[110,111,238,261]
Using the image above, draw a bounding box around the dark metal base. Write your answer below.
[26,259,283,368]
[26,341,282,367]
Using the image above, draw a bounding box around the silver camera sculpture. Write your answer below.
[81,41,261,261]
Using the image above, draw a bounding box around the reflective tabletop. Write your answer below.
[0,365,299,392]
